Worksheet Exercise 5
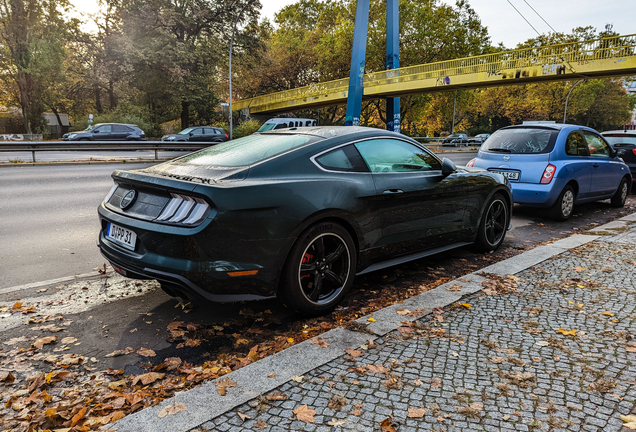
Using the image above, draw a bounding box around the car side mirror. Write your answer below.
[441,157,456,176]
[616,149,626,158]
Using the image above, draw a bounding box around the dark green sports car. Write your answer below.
[98,126,512,315]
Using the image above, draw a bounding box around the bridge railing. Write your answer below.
[235,33,636,110]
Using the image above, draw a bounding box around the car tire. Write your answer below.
[549,185,575,221]
[473,194,509,252]
[610,177,630,207]
[279,222,356,316]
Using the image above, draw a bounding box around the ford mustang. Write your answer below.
[98,126,512,315]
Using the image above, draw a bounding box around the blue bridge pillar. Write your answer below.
[344,0,370,126]
[385,0,400,133]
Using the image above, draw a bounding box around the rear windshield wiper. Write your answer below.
[487,147,512,153]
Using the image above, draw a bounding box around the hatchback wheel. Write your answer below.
[280,222,356,316]
[550,185,575,221]
[473,194,508,252]
[611,177,630,207]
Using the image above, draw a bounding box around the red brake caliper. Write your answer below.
[301,253,313,279]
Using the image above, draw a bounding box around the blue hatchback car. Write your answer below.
[468,124,631,220]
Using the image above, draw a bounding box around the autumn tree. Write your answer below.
[0,0,77,133]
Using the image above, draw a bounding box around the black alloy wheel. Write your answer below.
[473,194,508,251]
[280,222,356,315]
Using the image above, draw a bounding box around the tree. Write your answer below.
[0,0,77,133]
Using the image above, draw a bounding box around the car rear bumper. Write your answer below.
[97,204,290,302]
[509,178,567,207]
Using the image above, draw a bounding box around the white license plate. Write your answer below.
[492,170,519,181]
[107,222,137,251]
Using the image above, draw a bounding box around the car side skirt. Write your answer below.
[356,241,472,275]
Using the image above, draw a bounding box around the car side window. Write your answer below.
[565,132,589,157]
[95,125,112,133]
[354,139,442,173]
[582,131,611,157]
[274,123,288,129]
[315,145,368,172]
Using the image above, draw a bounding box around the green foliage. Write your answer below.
[232,119,262,138]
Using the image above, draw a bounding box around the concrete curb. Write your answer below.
[112,219,629,432]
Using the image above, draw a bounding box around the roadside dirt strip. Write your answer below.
[110,214,636,432]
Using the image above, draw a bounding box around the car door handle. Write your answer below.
[383,189,404,195]
[593,163,599,168]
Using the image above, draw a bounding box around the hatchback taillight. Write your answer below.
[466,159,476,167]
[156,194,211,225]
[540,164,556,184]
[632,149,636,156]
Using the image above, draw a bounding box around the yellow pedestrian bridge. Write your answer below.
[234,34,636,115]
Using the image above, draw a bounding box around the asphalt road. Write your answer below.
[0,154,632,290]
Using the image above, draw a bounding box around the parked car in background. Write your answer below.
[62,123,146,141]
[467,124,631,221]
[256,118,318,132]
[601,129,636,189]
[469,133,491,144]
[98,126,511,315]
[442,133,469,146]
[162,126,228,143]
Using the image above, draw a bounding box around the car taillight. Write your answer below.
[540,164,556,184]
[632,149,636,156]
[467,159,476,167]
[156,194,211,225]
[225,133,228,138]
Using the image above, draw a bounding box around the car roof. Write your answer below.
[601,130,636,135]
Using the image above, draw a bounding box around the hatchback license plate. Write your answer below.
[491,170,519,181]
[107,222,137,251]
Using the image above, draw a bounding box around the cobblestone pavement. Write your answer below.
[194,228,636,432]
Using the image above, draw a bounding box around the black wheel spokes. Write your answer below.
[299,234,350,305]
[486,201,506,245]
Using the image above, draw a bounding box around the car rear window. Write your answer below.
[174,133,318,167]
[603,134,636,146]
[482,128,558,154]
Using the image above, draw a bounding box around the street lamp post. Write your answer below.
[229,0,256,140]
[563,79,585,124]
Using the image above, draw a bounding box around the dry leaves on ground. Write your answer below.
[293,404,316,423]
[345,349,363,357]
[157,402,187,418]
[216,377,237,396]
[407,407,426,418]
[379,418,399,432]
[137,347,156,357]
[431,378,442,389]
[33,336,57,349]
[307,337,329,347]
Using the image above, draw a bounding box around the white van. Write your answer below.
[257,118,317,132]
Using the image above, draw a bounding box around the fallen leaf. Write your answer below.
[491,357,505,363]
[346,349,363,357]
[4,336,28,345]
[536,340,550,346]
[407,407,426,418]
[265,391,288,401]
[367,317,376,322]
[71,406,87,427]
[292,375,304,382]
[105,347,134,357]
[413,379,423,386]
[622,414,636,429]
[216,377,237,396]
[0,371,15,384]
[237,412,251,421]
[379,418,398,432]
[431,378,442,389]
[307,337,329,348]
[60,337,77,344]
[287,338,295,344]
[573,266,586,272]
[255,419,268,430]
[33,336,57,349]
[461,303,472,309]
[503,414,511,421]
[602,311,615,316]
[293,404,316,423]
[396,309,410,315]
[367,364,389,374]
[327,418,348,426]
[557,328,576,336]
[447,284,462,292]
[137,347,156,357]
[158,402,187,418]
[132,372,165,386]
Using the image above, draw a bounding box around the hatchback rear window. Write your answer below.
[482,128,558,154]
[603,134,636,146]
[173,133,317,167]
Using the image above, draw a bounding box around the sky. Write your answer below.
[71,0,634,49]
